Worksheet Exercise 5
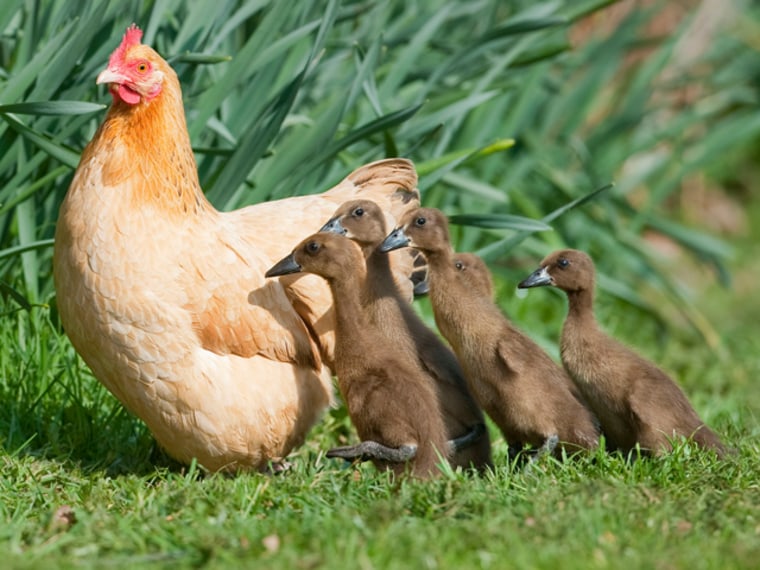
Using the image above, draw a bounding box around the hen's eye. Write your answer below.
[136,62,149,73]
[354,208,364,217]
[415,217,426,226]
[306,241,320,253]
[455,261,464,270]
[557,258,569,269]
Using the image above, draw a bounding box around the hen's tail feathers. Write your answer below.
[324,158,420,222]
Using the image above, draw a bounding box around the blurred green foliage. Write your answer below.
[0,0,758,341]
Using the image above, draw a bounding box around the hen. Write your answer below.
[53,25,420,472]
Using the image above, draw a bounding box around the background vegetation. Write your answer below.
[1,0,758,568]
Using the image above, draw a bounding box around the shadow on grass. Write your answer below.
[1,406,188,478]
[0,368,189,477]
[0,303,199,477]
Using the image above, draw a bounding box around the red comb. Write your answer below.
[108,23,143,67]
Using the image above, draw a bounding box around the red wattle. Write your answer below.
[118,84,141,105]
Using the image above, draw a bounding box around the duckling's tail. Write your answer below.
[693,424,730,459]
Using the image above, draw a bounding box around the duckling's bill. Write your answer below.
[378,227,410,252]
[518,266,552,289]
[265,253,302,277]
[320,217,347,235]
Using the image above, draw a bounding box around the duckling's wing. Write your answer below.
[627,362,705,451]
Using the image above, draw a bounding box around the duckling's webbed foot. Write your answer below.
[327,441,418,463]
[449,423,486,453]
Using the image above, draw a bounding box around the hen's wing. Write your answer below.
[180,220,322,369]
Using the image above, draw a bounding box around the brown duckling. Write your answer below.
[452,252,494,300]
[518,248,727,458]
[266,232,451,478]
[381,209,600,459]
[320,200,492,471]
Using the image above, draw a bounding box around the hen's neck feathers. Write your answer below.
[81,64,211,218]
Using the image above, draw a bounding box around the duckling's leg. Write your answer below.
[262,460,292,475]
[410,250,430,296]
[507,442,524,463]
[449,423,486,453]
[327,441,418,463]
[530,434,559,463]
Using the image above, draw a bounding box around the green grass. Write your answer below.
[1,398,757,569]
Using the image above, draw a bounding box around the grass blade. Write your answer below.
[0,102,107,116]
[449,213,552,232]
[0,239,56,261]
[0,114,81,169]
[476,183,614,260]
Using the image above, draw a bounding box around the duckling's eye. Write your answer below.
[354,208,364,217]
[455,261,464,270]
[306,241,320,253]
[415,217,426,226]
[136,61,149,73]
[557,258,569,269]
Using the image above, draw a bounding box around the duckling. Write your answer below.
[452,252,494,300]
[320,200,492,471]
[518,248,727,458]
[381,210,600,459]
[266,232,450,478]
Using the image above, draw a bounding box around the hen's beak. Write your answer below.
[320,217,346,235]
[518,266,552,289]
[96,68,128,85]
[378,227,410,253]
[265,253,302,278]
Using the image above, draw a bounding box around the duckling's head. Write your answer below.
[266,232,364,281]
[518,249,595,293]
[379,207,451,254]
[453,253,494,299]
[320,199,387,248]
